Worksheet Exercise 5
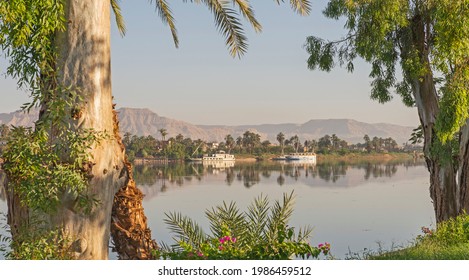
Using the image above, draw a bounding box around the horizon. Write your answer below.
[1,106,416,128]
[0,1,420,127]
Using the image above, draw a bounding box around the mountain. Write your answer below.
[0,107,415,145]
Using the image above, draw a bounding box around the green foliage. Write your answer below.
[157,192,328,260]
[431,214,469,245]
[2,126,103,214]
[0,216,74,260]
[305,0,469,145]
[435,70,469,144]
[0,0,65,92]
[429,136,459,167]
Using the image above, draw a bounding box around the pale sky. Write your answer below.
[0,0,419,127]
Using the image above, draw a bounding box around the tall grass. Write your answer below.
[370,214,469,260]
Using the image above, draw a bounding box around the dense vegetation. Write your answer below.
[121,130,416,161]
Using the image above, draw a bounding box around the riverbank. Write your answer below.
[364,214,469,260]
[130,152,418,165]
[317,152,417,164]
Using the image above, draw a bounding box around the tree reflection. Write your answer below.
[130,159,425,193]
[361,163,399,180]
[277,175,285,186]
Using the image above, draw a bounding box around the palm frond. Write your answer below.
[232,0,262,32]
[205,201,247,238]
[274,0,311,16]
[152,0,179,48]
[289,0,311,16]
[267,191,295,238]
[246,194,270,240]
[200,0,248,58]
[163,212,206,248]
[111,0,127,37]
[296,225,314,243]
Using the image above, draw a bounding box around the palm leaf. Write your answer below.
[199,0,248,58]
[246,194,270,241]
[296,225,314,243]
[151,0,179,48]
[111,0,126,37]
[274,0,311,16]
[266,191,295,239]
[163,212,205,248]
[232,0,262,32]
[205,201,247,238]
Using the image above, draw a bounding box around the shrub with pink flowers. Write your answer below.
[155,192,331,260]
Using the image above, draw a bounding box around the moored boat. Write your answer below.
[285,152,317,163]
[272,155,288,161]
[202,150,235,161]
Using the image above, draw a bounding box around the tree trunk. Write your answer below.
[412,70,460,223]
[458,121,469,212]
[6,0,156,260]
[407,13,462,223]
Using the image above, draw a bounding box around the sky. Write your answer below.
[0,0,420,127]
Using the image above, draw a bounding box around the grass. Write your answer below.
[371,242,469,260]
[365,214,469,260]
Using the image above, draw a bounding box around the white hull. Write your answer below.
[202,151,235,161]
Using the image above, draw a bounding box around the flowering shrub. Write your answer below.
[155,192,331,260]
[317,242,331,255]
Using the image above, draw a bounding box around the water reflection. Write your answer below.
[0,160,425,203]
[134,159,425,197]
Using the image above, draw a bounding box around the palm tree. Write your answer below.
[277,132,285,155]
[224,134,235,154]
[290,135,300,153]
[236,136,243,153]
[159,128,168,142]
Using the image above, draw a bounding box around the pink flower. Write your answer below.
[318,243,324,248]
[218,245,224,250]
[196,251,204,257]
[219,236,235,244]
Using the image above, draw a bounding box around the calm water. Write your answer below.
[0,159,435,259]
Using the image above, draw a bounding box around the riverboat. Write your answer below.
[202,151,235,161]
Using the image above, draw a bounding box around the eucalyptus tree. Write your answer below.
[0,0,311,259]
[305,0,469,222]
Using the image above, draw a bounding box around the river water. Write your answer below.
[0,159,435,259]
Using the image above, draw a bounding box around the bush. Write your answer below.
[155,192,330,260]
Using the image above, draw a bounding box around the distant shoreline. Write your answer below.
[130,152,419,165]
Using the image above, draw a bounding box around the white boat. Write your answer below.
[202,151,235,161]
[285,152,317,163]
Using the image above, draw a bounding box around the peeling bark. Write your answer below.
[110,109,157,260]
[458,121,469,212]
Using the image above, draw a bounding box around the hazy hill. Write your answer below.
[0,107,415,145]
